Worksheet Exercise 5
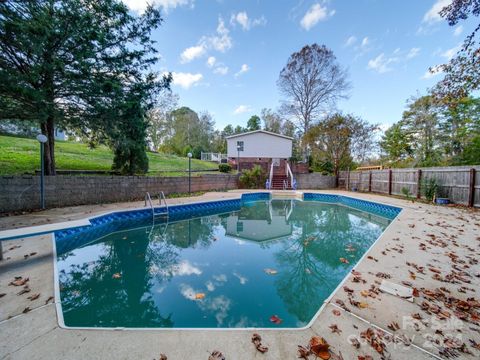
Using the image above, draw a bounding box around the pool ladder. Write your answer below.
[145,191,169,218]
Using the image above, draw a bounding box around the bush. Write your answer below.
[218,163,231,173]
[401,187,414,202]
[239,165,267,189]
[422,178,438,202]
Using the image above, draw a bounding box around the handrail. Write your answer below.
[283,179,287,190]
[159,191,168,216]
[286,162,295,190]
[145,192,154,218]
[268,162,274,189]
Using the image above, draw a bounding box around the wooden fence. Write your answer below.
[338,166,480,207]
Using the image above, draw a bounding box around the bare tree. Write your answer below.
[277,44,350,158]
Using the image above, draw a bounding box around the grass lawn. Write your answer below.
[0,135,220,175]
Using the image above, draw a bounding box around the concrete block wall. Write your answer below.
[0,174,239,213]
[296,173,336,189]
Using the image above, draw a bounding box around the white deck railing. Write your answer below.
[201,152,228,163]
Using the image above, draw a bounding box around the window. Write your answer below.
[236,141,244,151]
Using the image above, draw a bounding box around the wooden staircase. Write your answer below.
[270,161,293,190]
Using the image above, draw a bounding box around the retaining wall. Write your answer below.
[0,174,239,213]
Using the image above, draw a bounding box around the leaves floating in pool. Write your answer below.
[264,268,278,275]
[195,293,206,300]
[269,315,282,324]
[339,258,349,264]
[112,273,121,279]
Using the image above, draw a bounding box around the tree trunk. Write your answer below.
[40,117,56,175]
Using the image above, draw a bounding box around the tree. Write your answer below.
[246,115,261,131]
[146,92,179,152]
[380,123,413,165]
[401,96,442,167]
[277,44,350,158]
[304,114,378,177]
[433,0,480,99]
[0,0,170,174]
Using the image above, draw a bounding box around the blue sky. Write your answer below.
[124,0,476,131]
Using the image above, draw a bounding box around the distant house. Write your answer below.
[226,130,304,189]
[226,130,293,170]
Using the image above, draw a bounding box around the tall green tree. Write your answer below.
[246,115,261,131]
[401,95,441,166]
[0,0,170,174]
[380,122,413,165]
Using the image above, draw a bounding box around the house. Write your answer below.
[226,130,306,189]
[226,130,293,170]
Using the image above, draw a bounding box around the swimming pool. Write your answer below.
[53,193,401,329]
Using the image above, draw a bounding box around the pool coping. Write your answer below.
[45,191,404,331]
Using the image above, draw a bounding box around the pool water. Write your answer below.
[56,199,392,328]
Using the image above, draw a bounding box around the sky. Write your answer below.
[123,0,477,131]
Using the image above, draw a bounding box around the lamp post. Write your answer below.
[36,134,48,209]
[236,145,241,172]
[187,152,192,194]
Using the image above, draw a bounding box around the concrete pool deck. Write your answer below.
[1,190,479,359]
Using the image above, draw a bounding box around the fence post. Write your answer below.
[368,171,372,192]
[469,168,476,207]
[346,170,350,191]
[388,169,393,195]
[416,169,422,199]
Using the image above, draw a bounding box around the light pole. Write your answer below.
[36,134,48,209]
[237,145,241,172]
[187,152,192,194]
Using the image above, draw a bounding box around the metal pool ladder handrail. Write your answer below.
[145,192,154,218]
[158,191,169,217]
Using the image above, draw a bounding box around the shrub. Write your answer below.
[239,165,267,189]
[218,164,231,173]
[401,187,414,202]
[422,178,438,202]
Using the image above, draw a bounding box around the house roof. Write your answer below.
[225,130,293,140]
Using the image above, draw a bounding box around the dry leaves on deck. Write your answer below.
[9,277,29,286]
[251,333,268,353]
[208,350,225,360]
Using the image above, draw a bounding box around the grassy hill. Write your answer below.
[0,135,220,176]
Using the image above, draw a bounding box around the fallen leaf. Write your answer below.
[45,296,54,304]
[112,273,121,279]
[159,354,167,360]
[264,268,278,275]
[0,293,6,298]
[339,258,349,264]
[329,324,342,334]
[297,345,311,359]
[195,293,206,300]
[27,293,40,301]
[17,287,30,295]
[309,337,330,360]
[332,309,341,316]
[22,307,31,313]
[251,332,268,352]
[9,277,29,286]
[360,290,369,297]
[269,315,282,324]
[208,350,225,360]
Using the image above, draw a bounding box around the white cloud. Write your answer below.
[180,44,206,63]
[423,64,444,79]
[454,25,463,36]
[213,65,229,75]
[171,72,203,89]
[123,0,193,14]
[300,3,332,31]
[203,17,232,53]
[441,44,461,60]
[345,36,357,47]
[423,0,450,23]
[234,64,249,77]
[406,47,421,59]
[206,56,216,67]
[361,37,370,48]
[367,53,398,73]
[230,11,267,31]
[233,105,252,115]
